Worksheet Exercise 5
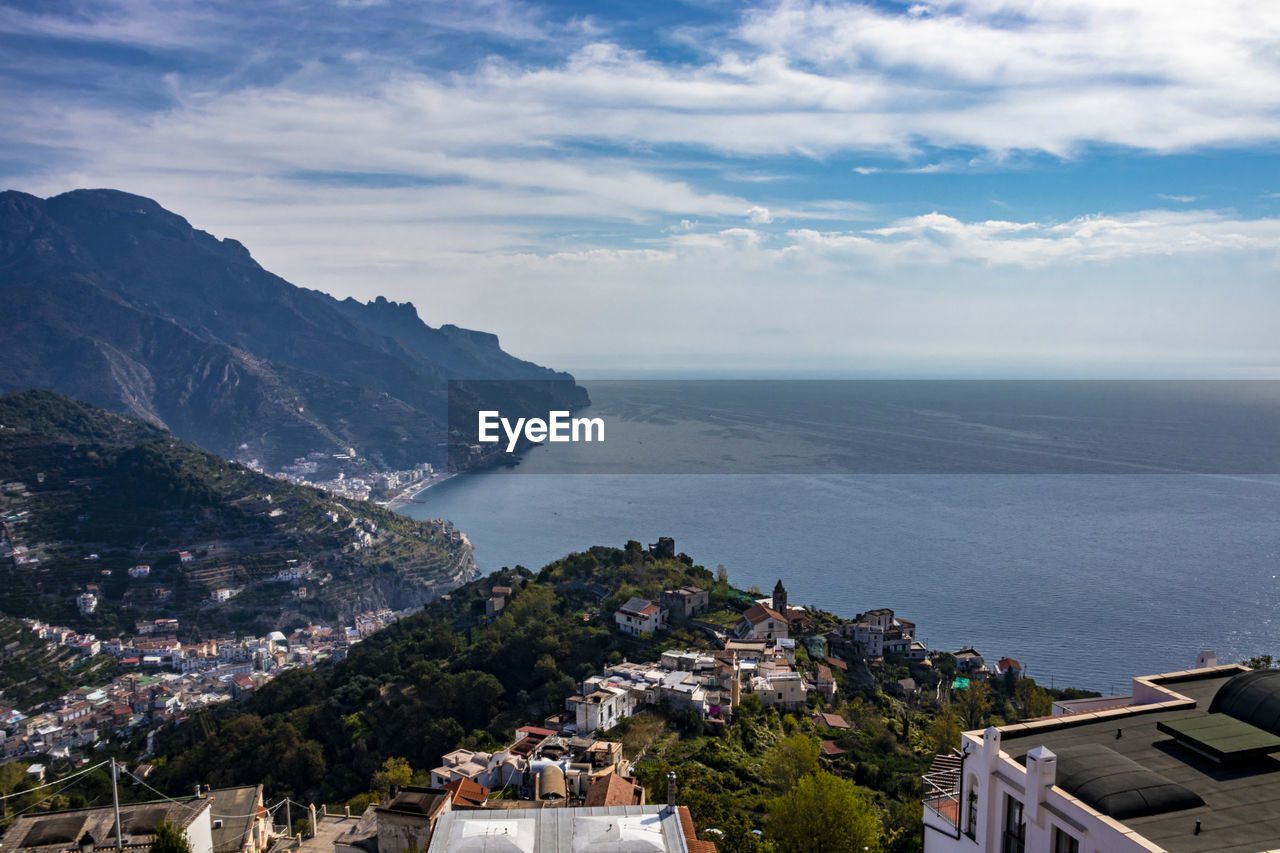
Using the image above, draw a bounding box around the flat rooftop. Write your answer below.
[425,805,691,853]
[1001,671,1280,853]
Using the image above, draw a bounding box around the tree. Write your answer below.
[764,734,822,792]
[955,682,991,730]
[1246,655,1275,670]
[149,822,191,853]
[926,709,961,754]
[766,772,880,853]
[1014,678,1052,718]
[371,756,413,800]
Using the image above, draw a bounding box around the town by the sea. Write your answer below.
[405,380,1280,696]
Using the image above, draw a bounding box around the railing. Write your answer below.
[922,770,960,830]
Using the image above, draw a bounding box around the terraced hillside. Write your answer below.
[0,390,476,636]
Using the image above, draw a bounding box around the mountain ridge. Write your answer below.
[0,188,586,469]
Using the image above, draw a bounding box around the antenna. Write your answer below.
[111,759,123,852]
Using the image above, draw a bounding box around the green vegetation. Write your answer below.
[767,772,881,853]
[23,529,1098,850]
[148,822,191,853]
[0,390,471,634]
[139,543,947,851]
[148,544,717,803]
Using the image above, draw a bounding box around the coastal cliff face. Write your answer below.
[0,189,586,470]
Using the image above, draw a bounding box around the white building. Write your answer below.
[572,682,636,733]
[833,607,921,660]
[614,597,667,636]
[733,604,788,641]
[923,660,1279,853]
[76,592,97,615]
[426,804,716,852]
[750,667,807,710]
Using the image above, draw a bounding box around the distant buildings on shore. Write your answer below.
[243,450,436,505]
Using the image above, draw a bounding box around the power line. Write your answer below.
[0,760,110,800]
[120,768,294,822]
[2,763,113,823]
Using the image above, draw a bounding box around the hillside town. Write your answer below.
[0,609,401,762]
[2,534,1270,853]
[0,530,1037,853]
[0,559,970,853]
[242,451,440,506]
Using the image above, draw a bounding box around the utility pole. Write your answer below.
[285,799,292,837]
[111,759,123,852]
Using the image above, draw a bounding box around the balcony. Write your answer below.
[922,752,962,830]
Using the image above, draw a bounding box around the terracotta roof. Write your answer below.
[818,712,851,729]
[442,778,490,808]
[820,740,847,755]
[741,603,785,625]
[676,805,719,853]
[516,726,556,737]
[825,656,848,671]
[583,773,644,807]
[816,665,833,681]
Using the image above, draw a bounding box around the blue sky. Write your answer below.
[3,0,1280,376]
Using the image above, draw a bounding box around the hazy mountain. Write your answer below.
[0,189,586,469]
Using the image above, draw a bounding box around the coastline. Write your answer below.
[382,471,460,511]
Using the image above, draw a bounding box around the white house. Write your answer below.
[923,659,1274,853]
[733,603,788,641]
[614,597,667,636]
[570,682,635,733]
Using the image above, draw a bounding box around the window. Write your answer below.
[1052,827,1079,853]
[1001,796,1025,853]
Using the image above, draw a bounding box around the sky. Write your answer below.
[2,0,1280,376]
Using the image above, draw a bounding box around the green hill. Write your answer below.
[0,390,475,635]
[145,544,938,852]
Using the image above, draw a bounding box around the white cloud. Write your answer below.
[5,0,1280,373]
[788,210,1280,267]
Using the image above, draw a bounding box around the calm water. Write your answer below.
[405,382,1280,693]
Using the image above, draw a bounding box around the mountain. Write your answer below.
[0,389,477,634]
[0,189,587,470]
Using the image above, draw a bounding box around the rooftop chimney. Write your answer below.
[1024,746,1057,824]
[667,771,677,809]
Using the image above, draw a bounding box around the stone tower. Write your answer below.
[772,579,787,616]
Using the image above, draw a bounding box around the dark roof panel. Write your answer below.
[1209,669,1280,735]
[1158,713,1280,763]
[1022,743,1204,820]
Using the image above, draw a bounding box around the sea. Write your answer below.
[402,381,1280,694]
